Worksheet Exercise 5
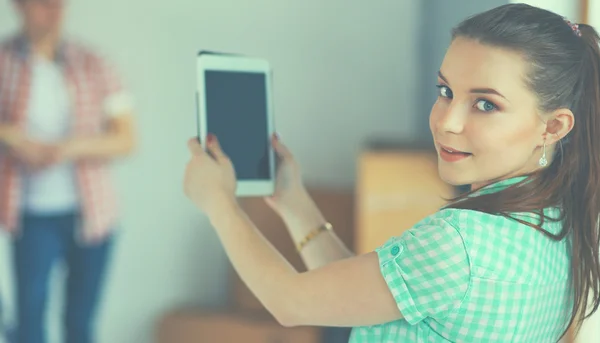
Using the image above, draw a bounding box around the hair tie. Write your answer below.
[563,18,582,37]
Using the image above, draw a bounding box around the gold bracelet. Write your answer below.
[296,222,333,252]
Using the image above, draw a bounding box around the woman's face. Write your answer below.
[429,37,548,189]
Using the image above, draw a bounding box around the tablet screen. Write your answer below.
[204,70,271,180]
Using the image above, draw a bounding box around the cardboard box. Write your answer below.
[355,149,454,254]
[158,310,321,343]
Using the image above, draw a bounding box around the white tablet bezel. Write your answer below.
[196,53,276,197]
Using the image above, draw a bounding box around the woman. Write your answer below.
[183,4,600,342]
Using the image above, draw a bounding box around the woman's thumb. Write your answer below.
[272,133,292,158]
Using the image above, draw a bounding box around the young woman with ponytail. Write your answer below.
[183,4,600,342]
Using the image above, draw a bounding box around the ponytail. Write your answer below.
[565,24,600,336]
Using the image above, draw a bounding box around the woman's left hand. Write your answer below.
[184,134,237,217]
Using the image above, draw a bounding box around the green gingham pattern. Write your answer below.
[349,177,572,342]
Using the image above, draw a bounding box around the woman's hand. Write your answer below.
[184,134,237,218]
[265,134,321,222]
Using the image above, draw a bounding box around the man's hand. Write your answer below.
[44,139,81,165]
[12,140,58,170]
[1,127,59,170]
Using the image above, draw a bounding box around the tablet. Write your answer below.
[195,51,276,197]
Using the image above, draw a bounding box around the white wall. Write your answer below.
[0,1,421,342]
[510,0,580,20]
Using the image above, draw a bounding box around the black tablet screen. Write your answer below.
[204,70,271,180]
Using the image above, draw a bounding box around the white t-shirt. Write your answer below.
[22,56,78,213]
[21,55,133,214]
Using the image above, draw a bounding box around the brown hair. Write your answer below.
[445,3,600,340]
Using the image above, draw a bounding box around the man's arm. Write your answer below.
[0,125,57,169]
[0,125,16,155]
[59,113,136,161]
[0,125,16,147]
[60,53,137,161]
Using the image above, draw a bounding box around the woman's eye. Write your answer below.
[436,85,453,99]
[475,99,498,112]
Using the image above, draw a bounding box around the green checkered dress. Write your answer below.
[349,177,572,342]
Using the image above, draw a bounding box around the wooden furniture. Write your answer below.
[354,144,454,254]
[580,0,588,25]
[158,310,320,343]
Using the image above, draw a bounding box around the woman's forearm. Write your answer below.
[279,192,355,270]
[210,200,301,325]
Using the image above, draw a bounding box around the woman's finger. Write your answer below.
[187,137,206,157]
[272,133,293,159]
[206,134,229,162]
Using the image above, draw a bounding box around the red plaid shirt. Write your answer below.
[0,35,123,243]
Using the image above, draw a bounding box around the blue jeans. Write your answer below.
[12,212,114,343]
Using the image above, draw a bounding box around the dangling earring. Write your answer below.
[539,141,548,167]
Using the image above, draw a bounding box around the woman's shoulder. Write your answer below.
[384,206,563,253]
[407,207,564,256]
[423,206,562,234]
[414,207,495,231]
[422,207,567,281]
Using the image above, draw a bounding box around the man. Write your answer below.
[0,0,136,342]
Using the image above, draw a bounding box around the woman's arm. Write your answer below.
[261,135,354,270]
[276,190,354,270]
[185,136,470,330]
[184,136,404,327]
[209,199,403,328]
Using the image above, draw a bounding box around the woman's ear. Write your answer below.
[544,108,575,145]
